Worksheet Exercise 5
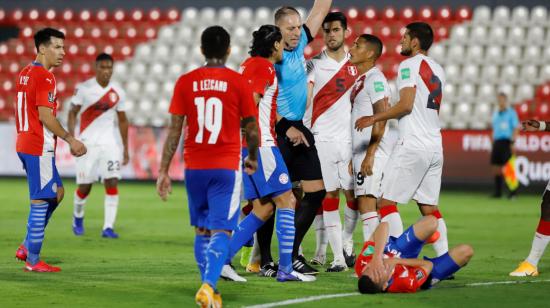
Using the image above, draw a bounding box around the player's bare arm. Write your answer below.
[361,98,388,176]
[67,104,81,136]
[522,119,549,132]
[157,114,185,201]
[305,0,333,37]
[276,113,310,147]
[370,222,390,281]
[242,116,260,175]
[38,106,86,156]
[355,87,416,131]
[117,111,130,165]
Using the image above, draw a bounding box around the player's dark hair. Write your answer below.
[358,275,384,294]
[249,25,282,58]
[498,92,508,99]
[405,22,434,51]
[34,27,65,52]
[201,26,231,60]
[274,6,300,23]
[323,11,347,29]
[359,34,383,59]
[96,53,114,63]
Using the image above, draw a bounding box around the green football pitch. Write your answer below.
[1,178,549,307]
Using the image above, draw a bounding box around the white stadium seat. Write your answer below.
[447,45,465,63]
[149,63,165,78]
[507,26,525,45]
[454,102,472,121]
[428,44,445,63]
[171,45,188,61]
[478,84,496,100]
[462,64,480,83]
[143,82,159,97]
[443,83,456,99]
[449,24,468,44]
[182,7,199,27]
[503,46,521,64]
[158,26,175,43]
[527,27,545,46]
[511,6,530,26]
[516,84,534,102]
[541,65,550,81]
[465,45,483,63]
[498,84,514,99]
[218,7,235,27]
[500,65,518,83]
[255,7,272,25]
[438,102,452,123]
[530,6,548,26]
[233,26,250,46]
[485,45,503,64]
[472,6,491,25]
[470,26,487,43]
[519,65,539,84]
[176,26,193,42]
[130,62,147,77]
[199,7,217,25]
[543,46,550,63]
[153,44,170,59]
[488,26,506,45]
[458,83,475,100]
[236,7,254,27]
[134,44,152,60]
[523,46,541,64]
[492,6,510,25]
[162,80,175,96]
[138,99,153,112]
[444,64,459,82]
[113,62,128,76]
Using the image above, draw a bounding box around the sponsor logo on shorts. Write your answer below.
[279,173,289,184]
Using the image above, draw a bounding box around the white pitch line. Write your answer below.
[242,279,550,308]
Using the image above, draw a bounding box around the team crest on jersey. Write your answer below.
[415,269,425,280]
[279,173,289,184]
[109,92,119,103]
[48,92,55,103]
[348,66,358,76]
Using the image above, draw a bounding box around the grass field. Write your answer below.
[1,178,549,307]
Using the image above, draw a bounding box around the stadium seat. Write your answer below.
[455,6,472,22]
[443,83,456,99]
[399,7,415,22]
[507,26,526,45]
[500,65,518,83]
[449,24,467,44]
[438,101,452,124]
[523,46,541,65]
[198,7,216,24]
[363,7,377,22]
[428,44,445,63]
[462,64,480,83]
[541,65,550,82]
[527,27,545,46]
[255,7,272,25]
[469,25,487,43]
[444,64,459,82]
[543,46,550,63]
[465,45,483,64]
[530,6,548,26]
[516,84,535,102]
[487,26,506,45]
[472,6,491,25]
[218,7,235,28]
[492,6,510,25]
[511,6,530,27]
[236,7,254,28]
[182,7,199,27]
[519,65,539,85]
[458,83,475,100]
[447,45,465,63]
[485,45,503,64]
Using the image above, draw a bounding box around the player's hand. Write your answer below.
[69,139,87,157]
[286,126,310,147]
[355,116,376,132]
[369,257,386,282]
[244,156,258,175]
[361,154,375,177]
[156,172,172,201]
[122,148,130,166]
[522,119,540,132]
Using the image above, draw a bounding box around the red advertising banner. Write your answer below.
[442,130,550,187]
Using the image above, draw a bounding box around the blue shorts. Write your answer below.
[384,225,424,259]
[242,147,292,200]
[185,168,241,231]
[17,152,62,200]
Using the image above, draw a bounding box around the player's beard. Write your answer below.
[327,40,344,52]
[400,47,412,56]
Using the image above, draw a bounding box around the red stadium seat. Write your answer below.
[147,8,162,23]
[536,84,550,100]
[62,9,74,21]
[165,8,180,22]
[455,6,472,21]
[112,9,126,21]
[10,9,24,23]
[363,7,377,22]
[346,7,361,22]
[381,7,397,22]
[515,101,531,121]
[95,9,109,22]
[0,9,6,23]
[130,9,144,22]
[399,7,415,22]
[44,8,56,21]
[419,6,434,21]
[536,102,550,121]
[79,9,92,22]
[437,6,453,22]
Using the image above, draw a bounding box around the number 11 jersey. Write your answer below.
[396,54,445,152]
[169,66,256,170]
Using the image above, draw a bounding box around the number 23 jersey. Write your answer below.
[396,54,445,152]
[169,66,256,170]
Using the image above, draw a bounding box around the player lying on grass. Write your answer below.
[356,216,473,293]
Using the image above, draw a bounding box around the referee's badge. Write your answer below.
[348,66,358,76]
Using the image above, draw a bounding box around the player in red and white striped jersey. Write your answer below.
[304,12,359,272]
[67,53,129,239]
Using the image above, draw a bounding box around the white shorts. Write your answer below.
[316,141,353,192]
[76,144,122,184]
[352,152,389,198]
[381,143,443,205]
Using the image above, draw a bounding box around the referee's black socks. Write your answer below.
[292,189,326,259]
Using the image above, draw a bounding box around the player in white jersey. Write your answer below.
[67,53,129,239]
[348,34,401,247]
[304,12,359,272]
[355,22,449,257]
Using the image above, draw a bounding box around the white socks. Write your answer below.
[74,191,87,218]
[380,205,403,237]
[361,212,379,242]
[103,194,119,230]
[313,214,328,258]
[526,232,550,266]
[433,217,449,257]
[342,202,359,245]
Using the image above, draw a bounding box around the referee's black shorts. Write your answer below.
[491,139,512,166]
[276,120,323,183]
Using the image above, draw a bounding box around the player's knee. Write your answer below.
[423,215,439,232]
[78,184,92,196]
[325,190,339,199]
[456,244,474,263]
[57,186,65,203]
[104,178,118,189]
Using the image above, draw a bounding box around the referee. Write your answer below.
[490,92,520,198]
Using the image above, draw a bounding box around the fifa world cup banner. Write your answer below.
[443,130,550,187]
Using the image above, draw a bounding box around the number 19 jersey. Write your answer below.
[169,66,256,170]
[396,54,445,151]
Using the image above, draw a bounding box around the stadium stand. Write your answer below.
[0,5,549,128]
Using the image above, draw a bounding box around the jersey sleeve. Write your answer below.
[35,72,56,108]
[168,75,187,116]
[396,61,416,91]
[306,59,315,84]
[295,25,313,55]
[70,83,84,106]
[239,77,257,119]
[367,74,388,104]
[245,64,273,97]
[115,86,128,112]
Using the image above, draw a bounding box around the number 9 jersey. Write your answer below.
[396,54,445,152]
[169,66,257,170]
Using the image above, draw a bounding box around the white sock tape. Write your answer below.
[540,121,547,131]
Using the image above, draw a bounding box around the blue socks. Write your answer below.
[425,252,461,281]
[276,208,295,274]
[226,213,264,263]
[26,202,48,265]
[194,234,210,280]
[204,232,230,290]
